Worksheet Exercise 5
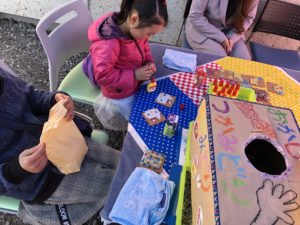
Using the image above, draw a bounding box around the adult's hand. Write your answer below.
[222,38,232,54]
[135,65,154,81]
[228,38,233,53]
[55,93,74,121]
[19,143,48,173]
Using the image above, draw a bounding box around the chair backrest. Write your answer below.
[36,0,93,91]
[252,0,300,41]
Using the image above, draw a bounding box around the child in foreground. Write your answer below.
[83,0,168,130]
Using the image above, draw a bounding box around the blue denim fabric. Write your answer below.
[109,167,175,225]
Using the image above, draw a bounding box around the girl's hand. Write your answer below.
[55,93,74,121]
[148,62,157,73]
[135,65,154,81]
[19,143,48,173]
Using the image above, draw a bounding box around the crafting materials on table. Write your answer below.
[140,150,166,174]
[155,92,176,108]
[130,78,198,173]
[163,114,179,138]
[147,77,157,93]
[207,81,256,102]
[216,57,300,123]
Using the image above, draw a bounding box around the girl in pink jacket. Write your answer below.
[83,0,168,131]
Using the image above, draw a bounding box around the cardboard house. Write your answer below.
[190,95,300,225]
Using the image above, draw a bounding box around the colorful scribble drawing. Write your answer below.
[285,142,300,160]
[267,108,288,124]
[192,156,199,178]
[212,100,230,113]
[215,115,233,126]
[220,179,251,207]
[199,174,211,192]
[234,102,276,139]
[217,133,238,153]
[214,115,235,136]
[250,179,300,225]
[194,122,199,141]
[267,107,300,160]
[277,123,297,142]
[199,134,207,154]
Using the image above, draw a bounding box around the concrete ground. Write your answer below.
[0,13,299,225]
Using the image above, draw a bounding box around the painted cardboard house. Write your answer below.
[190,94,300,225]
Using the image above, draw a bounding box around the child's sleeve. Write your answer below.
[90,39,138,91]
[144,40,154,64]
[7,69,55,116]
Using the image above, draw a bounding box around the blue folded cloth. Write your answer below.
[163,49,197,73]
[109,167,175,225]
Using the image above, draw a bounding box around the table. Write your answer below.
[100,43,300,224]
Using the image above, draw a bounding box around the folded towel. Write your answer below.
[109,167,175,225]
[163,49,197,72]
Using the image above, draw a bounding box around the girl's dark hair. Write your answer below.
[116,0,168,27]
[233,0,253,34]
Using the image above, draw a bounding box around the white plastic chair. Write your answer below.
[36,0,99,104]
[36,0,108,145]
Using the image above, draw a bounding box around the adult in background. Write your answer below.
[185,0,259,60]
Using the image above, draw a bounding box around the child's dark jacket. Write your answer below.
[0,67,63,203]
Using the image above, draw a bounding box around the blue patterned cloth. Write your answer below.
[162,49,197,73]
[109,167,175,225]
[129,78,198,173]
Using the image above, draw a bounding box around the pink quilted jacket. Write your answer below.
[83,12,154,99]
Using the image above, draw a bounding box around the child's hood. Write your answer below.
[88,12,131,42]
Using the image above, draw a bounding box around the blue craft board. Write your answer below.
[130,78,198,173]
[163,164,182,225]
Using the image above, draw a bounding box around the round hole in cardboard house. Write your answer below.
[245,138,286,175]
